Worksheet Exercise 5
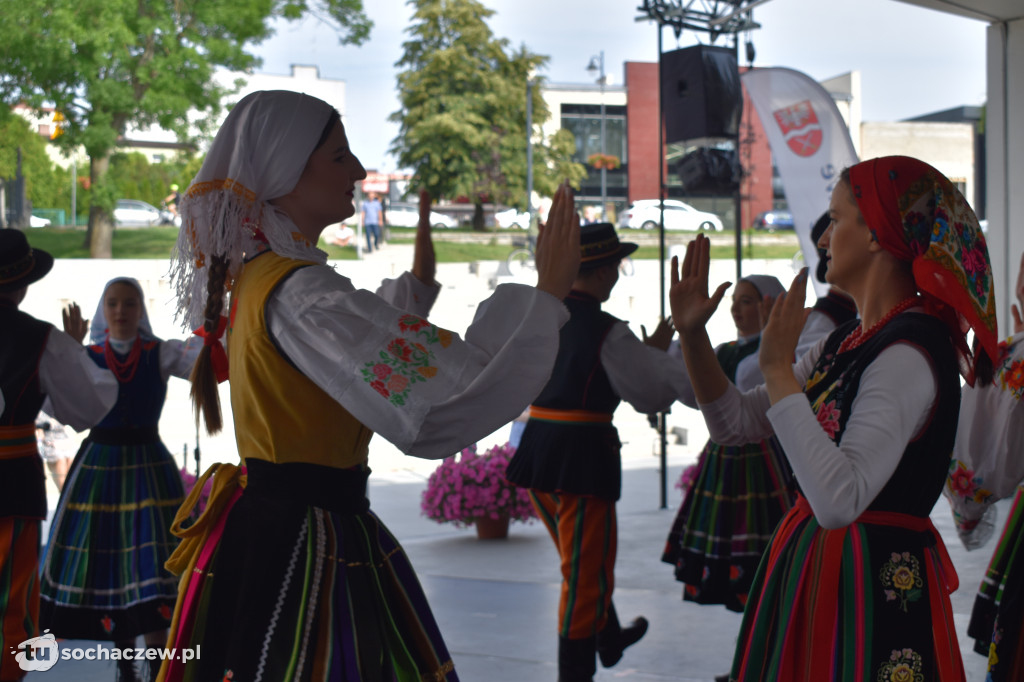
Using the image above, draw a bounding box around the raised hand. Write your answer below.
[534,181,580,300]
[62,302,89,344]
[641,317,675,351]
[412,189,437,286]
[759,268,810,382]
[668,234,730,336]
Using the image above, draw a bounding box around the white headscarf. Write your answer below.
[170,90,336,330]
[90,276,155,344]
[740,274,786,300]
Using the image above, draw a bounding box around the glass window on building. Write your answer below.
[561,104,628,201]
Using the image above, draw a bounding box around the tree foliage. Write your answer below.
[0,0,371,255]
[389,0,585,229]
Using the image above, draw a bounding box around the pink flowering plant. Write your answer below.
[421,443,537,527]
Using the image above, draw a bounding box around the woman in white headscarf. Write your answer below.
[39,276,201,682]
[159,90,580,682]
[662,274,792,618]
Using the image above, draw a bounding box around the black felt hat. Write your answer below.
[0,229,54,293]
[579,223,638,270]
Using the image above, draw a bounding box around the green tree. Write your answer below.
[390,0,585,230]
[0,111,72,223]
[0,0,371,256]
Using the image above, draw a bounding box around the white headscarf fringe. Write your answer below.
[169,90,335,331]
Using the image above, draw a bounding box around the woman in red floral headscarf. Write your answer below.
[669,155,998,681]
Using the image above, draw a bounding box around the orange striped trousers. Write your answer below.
[1,518,40,681]
[530,491,616,640]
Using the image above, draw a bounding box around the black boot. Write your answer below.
[596,603,648,668]
[557,635,596,682]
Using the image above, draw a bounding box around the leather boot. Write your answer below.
[596,603,648,668]
[557,635,596,682]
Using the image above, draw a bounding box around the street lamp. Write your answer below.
[586,51,607,221]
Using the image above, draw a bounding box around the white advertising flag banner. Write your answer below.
[741,67,859,295]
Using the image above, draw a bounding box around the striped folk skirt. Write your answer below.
[730,496,965,682]
[967,487,1024,681]
[662,437,793,612]
[39,429,184,641]
[159,459,458,682]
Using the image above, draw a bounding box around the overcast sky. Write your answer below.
[252,0,989,173]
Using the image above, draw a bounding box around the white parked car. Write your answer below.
[29,214,51,228]
[386,203,458,229]
[618,199,723,232]
[494,207,531,229]
[113,199,180,227]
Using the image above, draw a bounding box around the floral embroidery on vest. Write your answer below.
[876,647,924,682]
[814,399,841,439]
[879,552,923,612]
[361,315,452,407]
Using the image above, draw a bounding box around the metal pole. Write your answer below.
[734,37,743,282]
[526,79,534,219]
[657,26,668,511]
[71,157,76,227]
[599,51,607,221]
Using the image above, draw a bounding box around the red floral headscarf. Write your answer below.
[847,156,998,385]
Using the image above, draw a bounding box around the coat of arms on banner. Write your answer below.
[773,100,822,157]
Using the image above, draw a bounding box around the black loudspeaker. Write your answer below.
[660,45,742,144]
[676,147,739,193]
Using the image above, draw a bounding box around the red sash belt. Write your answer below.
[527,406,613,424]
[0,424,38,460]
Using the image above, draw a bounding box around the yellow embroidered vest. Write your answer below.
[228,252,372,469]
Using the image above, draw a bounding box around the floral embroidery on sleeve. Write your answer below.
[946,459,994,505]
[876,648,923,682]
[361,315,452,407]
[879,552,923,613]
[999,355,1024,401]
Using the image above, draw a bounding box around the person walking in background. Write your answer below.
[944,250,1024,681]
[362,191,384,252]
[669,156,998,681]
[0,230,117,682]
[162,184,181,218]
[159,89,580,682]
[507,222,689,682]
[39,277,202,682]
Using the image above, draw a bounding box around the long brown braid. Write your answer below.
[189,255,229,433]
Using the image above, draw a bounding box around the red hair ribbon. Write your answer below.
[192,315,229,383]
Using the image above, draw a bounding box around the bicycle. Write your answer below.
[506,234,537,276]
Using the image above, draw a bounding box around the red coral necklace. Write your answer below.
[838,296,921,354]
[104,336,142,383]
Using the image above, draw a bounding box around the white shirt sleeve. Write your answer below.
[375,271,441,318]
[944,331,1024,547]
[765,343,937,529]
[159,337,204,382]
[698,335,827,445]
[266,265,569,459]
[600,321,691,414]
[38,329,118,432]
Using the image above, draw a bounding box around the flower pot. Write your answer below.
[474,513,510,540]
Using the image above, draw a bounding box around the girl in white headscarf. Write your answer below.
[39,276,201,682]
[159,90,580,682]
[662,274,792,623]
